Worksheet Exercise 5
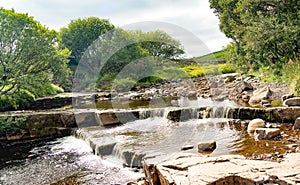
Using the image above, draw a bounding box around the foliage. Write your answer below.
[209,0,300,70]
[282,60,300,96]
[113,78,136,91]
[0,116,27,136]
[131,30,185,59]
[0,8,71,108]
[59,17,115,67]
[218,63,237,74]
[182,65,205,78]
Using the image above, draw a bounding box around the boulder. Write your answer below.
[283,97,300,107]
[254,128,281,140]
[236,80,253,94]
[249,86,272,106]
[198,141,216,152]
[247,119,266,133]
[293,117,300,130]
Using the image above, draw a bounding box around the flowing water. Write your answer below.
[0,136,142,185]
[2,97,297,184]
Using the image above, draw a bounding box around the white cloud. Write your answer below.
[0,0,231,56]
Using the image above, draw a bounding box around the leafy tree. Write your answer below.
[0,8,71,108]
[73,28,185,91]
[209,0,300,70]
[59,17,115,68]
[131,30,184,59]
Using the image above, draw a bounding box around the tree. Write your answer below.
[209,0,300,70]
[0,8,71,107]
[131,30,185,59]
[59,17,115,68]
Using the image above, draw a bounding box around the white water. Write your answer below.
[0,136,142,185]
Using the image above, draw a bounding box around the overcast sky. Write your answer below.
[0,0,231,57]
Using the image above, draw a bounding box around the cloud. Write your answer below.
[0,0,230,55]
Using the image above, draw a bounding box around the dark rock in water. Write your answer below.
[283,97,300,107]
[198,141,216,152]
[254,128,281,140]
[181,145,194,151]
[293,117,300,130]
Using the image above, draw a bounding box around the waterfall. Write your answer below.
[138,108,167,119]
[209,106,232,119]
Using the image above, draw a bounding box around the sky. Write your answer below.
[0,0,231,57]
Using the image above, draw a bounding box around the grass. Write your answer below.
[194,50,226,62]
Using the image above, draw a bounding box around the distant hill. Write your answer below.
[194,50,226,63]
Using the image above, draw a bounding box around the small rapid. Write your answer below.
[0,136,142,185]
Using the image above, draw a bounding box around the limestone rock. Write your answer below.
[144,153,300,185]
[283,97,300,107]
[293,117,300,130]
[198,141,216,152]
[254,128,281,140]
[247,119,266,133]
[249,86,272,106]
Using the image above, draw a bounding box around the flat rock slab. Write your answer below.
[144,153,300,185]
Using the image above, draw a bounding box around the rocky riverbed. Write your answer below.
[1,73,300,185]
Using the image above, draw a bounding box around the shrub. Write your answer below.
[218,63,237,74]
[113,78,136,91]
[182,65,205,78]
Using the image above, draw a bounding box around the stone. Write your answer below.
[283,97,300,107]
[293,117,300,130]
[187,91,197,98]
[254,128,281,140]
[74,111,101,128]
[242,95,250,102]
[181,145,194,151]
[247,118,266,133]
[144,153,300,185]
[249,86,272,106]
[282,94,294,101]
[198,141,216,152]
[241,80,253,92]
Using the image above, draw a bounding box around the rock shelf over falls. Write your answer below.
[1,106,300,142]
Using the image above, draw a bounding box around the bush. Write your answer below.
[282,60,300,96]
[156,67,188,80]
[0,116,27,136]
[182,65,205,78]
[113,78,136,91]
[218,63,237,74]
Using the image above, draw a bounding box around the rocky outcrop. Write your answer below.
[167,106,300,123]
[247,118,265,133]
[143,153,300,185]
[254,128,281,140]
[283,97,300,107]
[249,86,272,106]
[0,109,153,142]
